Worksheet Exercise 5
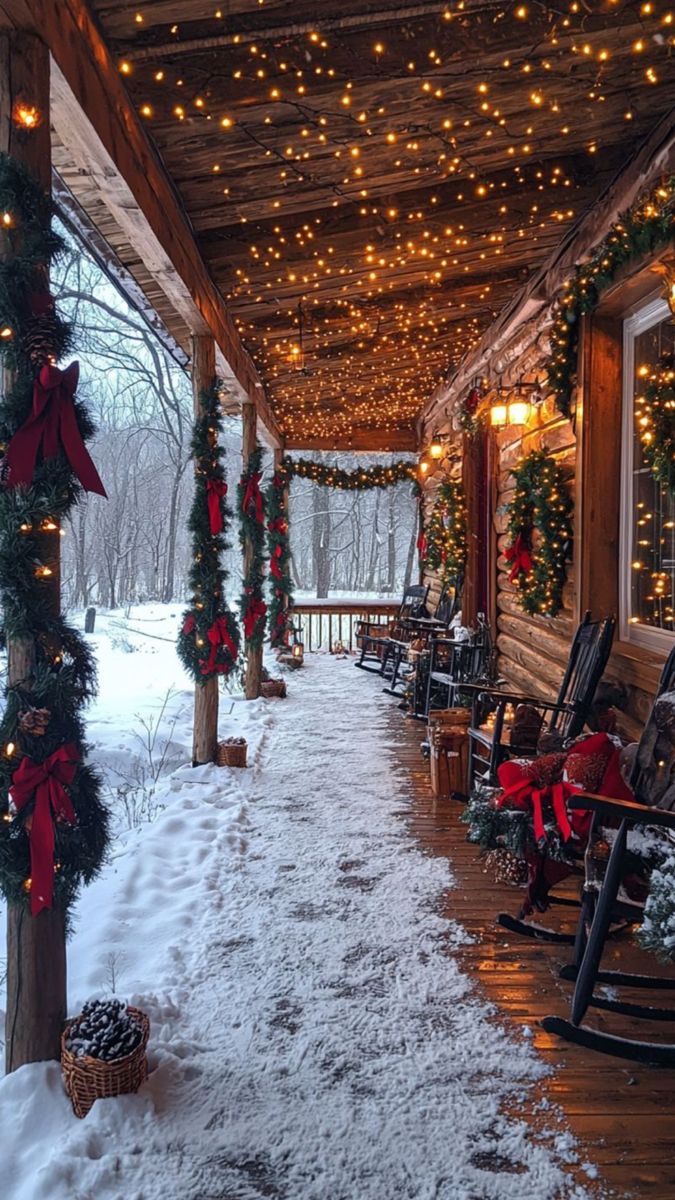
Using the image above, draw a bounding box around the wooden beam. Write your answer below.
[242,404,263,700]
[284,429,418,453]
[191,336,219,766]
[1,0,283,448]
[2,28,67,1074]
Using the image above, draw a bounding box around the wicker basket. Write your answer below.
[216,737,248,767]
[61,1006,149,1119]
[261,678,287,699]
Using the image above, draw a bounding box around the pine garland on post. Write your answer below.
[266,462,293,649]
[177,382,240,681]
[238,444,268,650]
[504,449,573,618]
[0,152,109,915]
[421,480,467,586]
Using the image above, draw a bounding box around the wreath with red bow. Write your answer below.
[504,449,573,618]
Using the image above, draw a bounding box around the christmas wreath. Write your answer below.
[635,354,675,493]
[504,449,573,618]
[421,480,467,586]
[267,463,294,649]
[0,153,109,914]
[547,176,675,420]
[177,382,240,682]
[239,444,268,649]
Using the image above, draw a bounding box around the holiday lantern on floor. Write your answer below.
[61,999,149,1118]
[427,708,471,800]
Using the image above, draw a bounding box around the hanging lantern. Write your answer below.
[507,398,531,426]
[490,402,508,428]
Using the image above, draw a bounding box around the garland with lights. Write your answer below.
[505,449,573,618]
[421,480,467,586]
[547,176,675,419]
[266,463,294,650]
[0,152,109,914]
[635,354,675,493]
[458,386,484,437]
[239,444,268,650]
[177,382,240,682]
[282,456,416,491]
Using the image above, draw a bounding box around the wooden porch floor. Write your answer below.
[391,710,675,1199]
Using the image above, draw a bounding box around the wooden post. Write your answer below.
[191,335,219,765]
[2,29,68,1073]
[243,402,263,699]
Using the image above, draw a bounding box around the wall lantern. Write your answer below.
[429,431,444,459]
[507,398,532,426]
[418,454,431,476]
[490,403,508,428]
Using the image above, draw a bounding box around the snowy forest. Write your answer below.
[53,228,418,610]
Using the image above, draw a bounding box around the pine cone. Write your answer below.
[18,707,51,736]
[21,314,61,365]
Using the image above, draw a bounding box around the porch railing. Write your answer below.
[291,598,399,653]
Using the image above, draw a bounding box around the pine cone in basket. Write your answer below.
[65,999,143,1062]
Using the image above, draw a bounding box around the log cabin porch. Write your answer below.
[1,3,675,1198]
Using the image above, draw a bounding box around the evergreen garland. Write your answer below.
[177,382,240,682]
[238,444,268,650]
[283,456,416,490]
[266,463,294,649]
[0,153,109,913]
[635,354,675,493]
[547,176,675,419]
[505,449,573,618]
[422,480,467,586]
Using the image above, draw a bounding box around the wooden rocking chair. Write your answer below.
[468,612,616,790]
[354,584,429,674]
[422,616,494,719]
[381,579,461,698]
[543,647,675,1065]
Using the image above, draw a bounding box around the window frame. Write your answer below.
[619,294,675,652]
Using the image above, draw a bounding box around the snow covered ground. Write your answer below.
[0,607,597,1200]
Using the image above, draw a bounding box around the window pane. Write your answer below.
[630,317,675,631]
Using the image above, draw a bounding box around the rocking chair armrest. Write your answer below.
[568,793,675,831]
[474,688,575,715]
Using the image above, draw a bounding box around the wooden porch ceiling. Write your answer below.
[20,3,675,447]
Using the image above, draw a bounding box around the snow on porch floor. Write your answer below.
[3,655,597,1200]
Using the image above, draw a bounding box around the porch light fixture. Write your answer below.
[490,402,508,428]
[429,431,444,459]
[507,398,532,426]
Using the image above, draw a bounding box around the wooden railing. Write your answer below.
[291,598,399,652]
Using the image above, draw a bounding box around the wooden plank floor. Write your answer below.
[390,709,675,1199]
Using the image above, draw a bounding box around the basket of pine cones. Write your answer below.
[61,999,149,1118]
[216,737,248,767]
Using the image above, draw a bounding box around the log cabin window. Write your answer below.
[620,297,675,650]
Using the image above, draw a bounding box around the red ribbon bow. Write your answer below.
[5,363,106,497]
[505,533,532,583]
[243,597,267,640]
[206,478,228,535]
[242,472,264,524]
[417,533,427,556]
[495,774,580,846]
[268,517,287,534]
[10,744,79,916]
[182,614,196,635]
[201,616,238,676]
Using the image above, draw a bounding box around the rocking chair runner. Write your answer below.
[468,612,616,789]
[543,646,675,1065]
[354,584,429,674]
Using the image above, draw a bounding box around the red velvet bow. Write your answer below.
[495,773,581,846]
[505,533,532,583]
[268,517,287,534]
[417,533,427,556]
[201,616,238,675]
[10,744,79,915]
[182,614,196,635]
[243,597,267,640]
[242,472,264,524]
[206,478,228,535]
[5,363,106,497]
